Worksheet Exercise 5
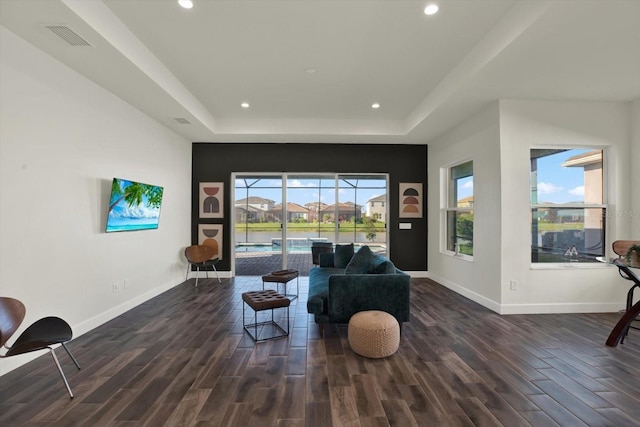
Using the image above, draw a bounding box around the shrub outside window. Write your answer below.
[530,148,606,263]
[445,161,473,256]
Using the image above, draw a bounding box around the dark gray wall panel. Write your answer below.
[192,143,427,271]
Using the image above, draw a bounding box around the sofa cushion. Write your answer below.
[334,243,354,268]
[319,252,335,267]
[345,245,375,274]
[373,259,396,274]
[307,267,344,315]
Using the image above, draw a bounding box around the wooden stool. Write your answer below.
[348,310,399,358]
[242,290,290,342]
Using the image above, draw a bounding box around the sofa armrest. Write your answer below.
[327,274,410,324]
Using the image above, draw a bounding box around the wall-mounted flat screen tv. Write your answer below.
[106,178,164,233]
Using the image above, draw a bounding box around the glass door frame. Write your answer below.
[231,172,389,276]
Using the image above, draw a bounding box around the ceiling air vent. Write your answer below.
[174,118,191,124]
[44,25,92,47]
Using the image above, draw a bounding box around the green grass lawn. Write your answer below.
[535,222,584,232]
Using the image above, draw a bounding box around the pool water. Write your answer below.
[235,245,311,252]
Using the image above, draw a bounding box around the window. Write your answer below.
[530,148,605,263]
[445,161,473,256]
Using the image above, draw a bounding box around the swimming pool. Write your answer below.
[235,244,311,253]
[235,243,387,253]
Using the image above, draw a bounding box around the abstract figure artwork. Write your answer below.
[399,183,423,218]
[198,224,223,260]
[199,182,224,218]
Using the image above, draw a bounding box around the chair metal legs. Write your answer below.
[49,344,80,398]
[62,343,81,370]
[187,262,221,286]
[210,261,221,283]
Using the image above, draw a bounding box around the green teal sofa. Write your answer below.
[306,244,410,333]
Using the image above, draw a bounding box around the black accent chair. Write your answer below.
[0,297,80,398]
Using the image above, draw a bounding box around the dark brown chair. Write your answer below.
[0,297,80,398]
[613,240,639,259]
[611,240,640,343]
[185,244,220,286]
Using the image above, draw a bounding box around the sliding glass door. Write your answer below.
[337,175,387,253]
[233,173,388,275]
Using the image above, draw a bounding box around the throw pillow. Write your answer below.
[319,252,335,267]
[345,245,375,274]
[334,243,354,268]
[373,259,396,274]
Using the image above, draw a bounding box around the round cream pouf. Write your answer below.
[348,310,400,358]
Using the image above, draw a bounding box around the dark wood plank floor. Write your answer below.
[1,277,639,426]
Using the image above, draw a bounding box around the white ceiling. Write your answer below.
[1,0,639,144]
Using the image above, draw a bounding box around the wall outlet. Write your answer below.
[510,280,518,291]
[112,281,121,293]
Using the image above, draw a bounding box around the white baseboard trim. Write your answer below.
[426,272,502,313]
[188,271,232,279]
[498,302,623,315]
[406,271,429,278]
[73,278,183,337]
[426,271,624,315]
[1,277,184,377]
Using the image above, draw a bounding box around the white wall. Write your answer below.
[428,99,634,315]
[427,103,503,312]
[631,99,640,238]
[0,27,192,375]
[499,100,632,314]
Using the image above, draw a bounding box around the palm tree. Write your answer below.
[108,179,162,213]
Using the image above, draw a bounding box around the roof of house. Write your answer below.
[235,197,275,205]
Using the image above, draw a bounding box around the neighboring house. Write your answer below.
[304,202,328,223]
[561,149,604,255]
[457,195,474,208]
[561,149,603,229]
[269,202,310,222]
[235,197,275,222]
[366,194,386,222]
[320,202,363,222]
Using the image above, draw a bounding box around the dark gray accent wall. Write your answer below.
[192,143,427,271]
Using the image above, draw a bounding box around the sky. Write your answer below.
[533,149,591,204]
[457,177,473,201]
[232,149,592,208]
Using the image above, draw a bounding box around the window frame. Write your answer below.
[441,159,474,260]
[529,146,608,267]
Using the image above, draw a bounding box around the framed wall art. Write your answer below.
[198,224,223,260]
[199,182,224,218]
[399,183,422,218]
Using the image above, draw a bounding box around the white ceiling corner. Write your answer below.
[0,0,638,144]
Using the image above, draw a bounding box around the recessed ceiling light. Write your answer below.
[241,102,250,108]
[371,103,380,109]
[424,4,438,15]
[178,0,193,9]
[305,68,316,74]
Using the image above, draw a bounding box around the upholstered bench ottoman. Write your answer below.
[242,290,290,342]
[348,310,400,358]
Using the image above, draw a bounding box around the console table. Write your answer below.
[606,259,640,347]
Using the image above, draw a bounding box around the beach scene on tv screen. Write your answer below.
[107,178,163,232]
